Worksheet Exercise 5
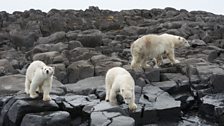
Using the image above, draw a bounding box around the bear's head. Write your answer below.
[42,66,54,77]
[177,36,190,47]
[120,88,133,104]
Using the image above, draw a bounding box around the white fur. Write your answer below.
[130,33,190,69]
[25,60,54,101]
[105,67,137,111]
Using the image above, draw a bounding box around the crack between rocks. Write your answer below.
[101,112,121,126]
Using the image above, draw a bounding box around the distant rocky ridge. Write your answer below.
[0,6,224,126]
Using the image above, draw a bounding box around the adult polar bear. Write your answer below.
[25,60,54,101]
[105,67,137,111]
[131,33,190,69]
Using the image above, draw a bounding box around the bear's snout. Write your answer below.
[46,70,49,74]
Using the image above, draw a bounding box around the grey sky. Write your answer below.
[0,0,223,15]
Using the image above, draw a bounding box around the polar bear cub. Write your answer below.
[131,33,190,69]
[105,67,137,111]
[25,60,54,101]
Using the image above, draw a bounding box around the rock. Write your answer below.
[122,26,147,35]
[9,30,39,50]
[0,74,65,96]
[21,111,71,126]
[93,101,128,115]
[0,59,17,75]
[62,95,100,117]
[68,47,99,62]
[36,31,66,44]
[65,76,104,95]
[32,51,60,64]
[67,60,94,83]
[33,42,68,53]
[68,40,83,50]
[0,93,59,126]
[209,74,224,93]
[195,63,224,81]
[190,39,206,47]
[66,30,80,41]
[90,54,123,76]
[91,111,135,126]
[152,81,177,93]
[51,63,67,84]
[144,68,160,82]
[77,29,103,47]
[132,85,181,125]
[199,93,224,125]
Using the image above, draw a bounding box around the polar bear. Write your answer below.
[105,67,137,111]
[130,33,190,69]
[25,60,54,101]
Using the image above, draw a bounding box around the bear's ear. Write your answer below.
[52,66,55,71]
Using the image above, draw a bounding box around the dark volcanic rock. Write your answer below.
[77,29,103,47]
[199,93,224,125]
[20,111,71,126]
[36,31,66,44]
[0,93,59,126]
[91,111,135,126]
[67,60,94,83]
[65,76,104,95]
[133,85,181,125]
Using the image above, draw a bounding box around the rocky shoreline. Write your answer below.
[0,6,224,125]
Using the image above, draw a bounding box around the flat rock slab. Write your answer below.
[132,85,181,125]
[65,76,105,95]
[21,111,71,126]
[0,74,65,96]
[199,93,224,125]
[90,111,135,126]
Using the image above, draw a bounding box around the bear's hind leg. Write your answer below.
[105,78,112,102]
[109,90,118,105]
[25,78,31,94]
[131,55,142,70]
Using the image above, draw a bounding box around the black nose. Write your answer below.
[46,70,49,74]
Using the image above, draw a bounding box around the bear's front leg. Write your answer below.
[129,92,137,111]
[42,79,52,101]
[109,91,118,105]
[129,103,137,111]
[29,80,39,98]
[167,49,179,65]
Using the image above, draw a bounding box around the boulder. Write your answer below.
[68,40,83,50]
[68,47,99,62]
[65,76,104,95]
[77,29,103,47]
[21,111,71,126]
[67,60,94,83]
[0,93,59,126]
[32,51,60,64]
[36,31,66,44]
[0,59,17,75]
[90,54,124,76]
[199,93,224,125]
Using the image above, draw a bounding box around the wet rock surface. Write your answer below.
[0,7,224,125]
